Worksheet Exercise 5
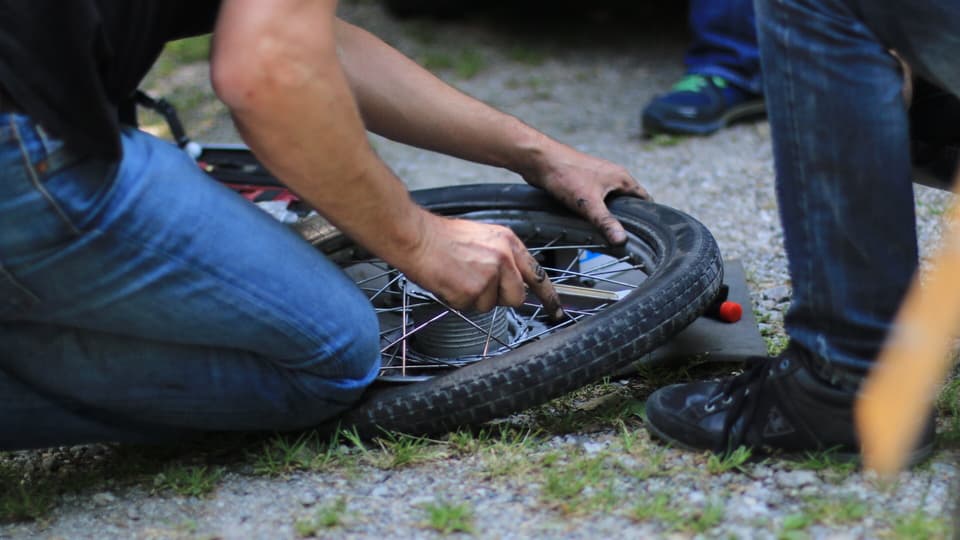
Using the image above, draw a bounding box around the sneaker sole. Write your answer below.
[643,101,767,136]
[642,411,935,468]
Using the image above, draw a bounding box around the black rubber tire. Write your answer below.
[319,184,723,437]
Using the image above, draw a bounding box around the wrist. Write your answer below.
[377,200,433,268]
[497,117,555,183]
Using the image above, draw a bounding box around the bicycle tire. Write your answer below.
[310,183,723,437]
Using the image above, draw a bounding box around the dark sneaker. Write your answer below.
[644,345,935,465]
[641,74,766,136]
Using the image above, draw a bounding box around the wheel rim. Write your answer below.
[325,209,661,384]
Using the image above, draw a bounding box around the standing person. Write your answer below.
[641,0,764,136]
[643,0,958,462]
[0,0,648,450]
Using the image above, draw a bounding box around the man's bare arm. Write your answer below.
[334,19,650,245]
[209,0,560,315]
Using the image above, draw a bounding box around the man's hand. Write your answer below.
[521,141,651,246]
[397,213,563,318]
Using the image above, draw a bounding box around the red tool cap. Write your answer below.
[718,301,743,323]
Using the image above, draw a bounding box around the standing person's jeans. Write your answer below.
[0,115,381,450]
[756,0,960,372]
[687,0,762,94]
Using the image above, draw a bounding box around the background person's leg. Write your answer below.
[641,0,764,136]
[0,122,379,448]
[756,0,918,372]
[641,0,948,456]
[686,0,761,93]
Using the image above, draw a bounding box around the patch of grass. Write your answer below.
[777,495,867,538]
[421,501,475,535]
[793,448,857,476]
[765,333,790,356]
[453,49,486,79]
[154,464,224,498]
[446,428,494,455]
[688,499,726,534]
[646,133,683,147]
[334,428,445,470]
[372,431,442,469]
[936,372,960,441]
[632,492,723,534]
[780,512,812,536]
[540,455,611,514]
[152,35,211,77]
[418,49,487,79]
[295,498,348,537]
[252,432,338,476]
[0,478,56,523]
[706,446,752,474]
[506,46,547,66]
[476,427,542,479]
[889,509,951,539]
[632,493,683,526]
[805,496,867,525]
[523,380,645,435]
[419,51,456,71]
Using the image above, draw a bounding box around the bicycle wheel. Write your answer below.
[300,184,723,437]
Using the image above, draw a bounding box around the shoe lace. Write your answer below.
[708,355,788,454]
[672,74,727,93]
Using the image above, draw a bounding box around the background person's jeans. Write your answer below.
[755,0,960,371]
[0,115,380,450]
[686,0,762,94]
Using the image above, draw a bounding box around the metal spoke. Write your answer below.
[527,244,607,254]
[482,307,499,356]
[510,316,579,348]
[375,302,433,314]
[401,280,409,376]
[355,268,398,286]
[380,309,452,353]
[368,272,404,304]
[541,266,638,288]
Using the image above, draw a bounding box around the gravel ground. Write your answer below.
[2,2,958,539]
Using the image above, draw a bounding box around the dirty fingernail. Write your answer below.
[554,307,565,320]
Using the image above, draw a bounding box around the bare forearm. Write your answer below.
[212,0,426,265]
[334,19,548,177]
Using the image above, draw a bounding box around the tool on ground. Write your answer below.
[703,284,743,323]
[856,174,960,476]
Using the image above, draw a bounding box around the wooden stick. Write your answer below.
[856,182,960,476]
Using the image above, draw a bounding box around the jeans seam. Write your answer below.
[0,264,40,317]
[775,0,820,355]
[9,117,81,235]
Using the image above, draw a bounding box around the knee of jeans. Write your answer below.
[337,308,381,383]
[297,302,381,384]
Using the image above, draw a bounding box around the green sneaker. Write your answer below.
[642,74,765,136]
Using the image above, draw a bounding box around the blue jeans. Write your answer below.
[755,0,960,371]
[687,0,762,94]
[0,115,380,450]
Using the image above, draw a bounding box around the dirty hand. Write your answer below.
[521,142,650,246]
[398,213,563,318]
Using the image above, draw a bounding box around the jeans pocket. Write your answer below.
[0,265,39,319]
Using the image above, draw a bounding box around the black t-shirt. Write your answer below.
[0,0,221,159]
